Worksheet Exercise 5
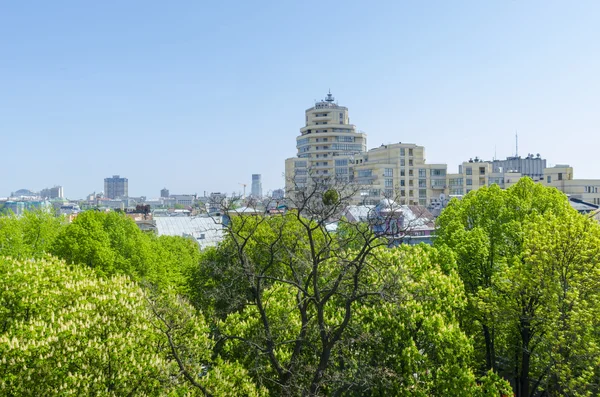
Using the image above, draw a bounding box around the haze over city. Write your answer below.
[2,1,599,198]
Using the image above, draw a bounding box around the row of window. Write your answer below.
[399,148,414,156]
[331,143,363,151]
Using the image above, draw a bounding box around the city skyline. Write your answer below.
[2,1,599,198]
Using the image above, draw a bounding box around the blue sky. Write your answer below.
[1,1,599,199]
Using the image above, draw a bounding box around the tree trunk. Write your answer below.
[519,321,531,397]
[483,324,495,371]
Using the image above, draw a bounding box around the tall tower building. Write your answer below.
[285,91,367,192]
[161,188,170,198]
[251,174,262,198]
[104,175,128,199]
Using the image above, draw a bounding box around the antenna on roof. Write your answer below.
[515,130,519,157]
[494,145,497,161]
[325,90,335,103]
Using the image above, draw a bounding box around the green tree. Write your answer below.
[189,186,509,396]
[0,209,65,259]
[435,178,600,396]
[0,256,263,396]
[50,211,195,290]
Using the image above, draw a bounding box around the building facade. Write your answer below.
[352,143,448,206]
[40,186,64,200]
[285,92,367,191]
[284,94,600,211]
[104,175,128,199]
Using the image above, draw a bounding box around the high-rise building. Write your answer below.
[161,188,169,198]
[104,175,128,199]
[285,91,367,192]
[251,174,262,198]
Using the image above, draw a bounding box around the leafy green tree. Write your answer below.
[0,256,263,396]
[435,177,600,396]
[0,209,65,259]
[189,192,509,396]
[50,211,195,290]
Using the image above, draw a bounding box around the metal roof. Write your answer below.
[154,216,225,250]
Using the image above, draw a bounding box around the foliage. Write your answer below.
[0,256,263,396]
[0,209,65,260]
[50,211,197,290]
[322,189,339,206]
[435,177,600,396]
[191,210,509,396]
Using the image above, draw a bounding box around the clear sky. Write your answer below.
[1,1,599,199]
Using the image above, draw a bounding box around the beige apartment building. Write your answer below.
[544,165,600,205]
[285,92,367,191]
[352,143,447,206]
[285,94,600,209]
[447,158,600,206]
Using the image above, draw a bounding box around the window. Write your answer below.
[547,176,552,183]
[558,173,563,181]
[400,159,405,166]
[419,189,427,197]
[466,167,472,176]
[466,178,472,186]
[430,169,446,177]
[449,178,463,186]
[357,170,372,178]
[409,148,413,156]
[400,180,405,187]
[409,170,413,177]
[384,168,393,177]
[400,169,405,177]
[409,180,414,187]
[335,159,348,166]
[409,159,413,166]
[419,169,426,177]
[419,179,427,187]
[336,136,354,142]
[400,190,406,197]
[297,138,309,146]
[400,148,405,156]
[385,178,393,188]
[384,189,394,198]
[331,143,362,151]
[295,161,307,168]
[479,167,486,175]
[409,190,414,196]
[336,168,348,174]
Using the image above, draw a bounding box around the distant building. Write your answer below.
[208,192,227,215]
[272,189,285,200]
[104,175,128,199]
[171,194,196,207]
[40,186,64,200]
[251,174,262,198]
[161,188,169,198]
